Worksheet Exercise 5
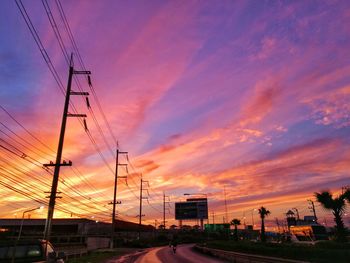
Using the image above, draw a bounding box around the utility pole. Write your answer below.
[43,54,90,242]
[163,192,170,229]
[308,199,318,223]
[139,177,143,227]
[224,186,228,223]
[138,176,148,239]
[110,149,127,248]
[243,211,246,228]
[163,193,165,228]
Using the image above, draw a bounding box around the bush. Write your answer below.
[314,241,350,250]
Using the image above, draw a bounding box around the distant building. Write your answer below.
[0,218,153,236]
[245,225,253,230]
[286,210,318,229]
[0,218,155,251]
[303,216,317,224]
[286,210,297,229]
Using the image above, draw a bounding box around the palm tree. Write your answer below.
[315,189,350,242]
[258,206,271,242]
[230,219,241,241]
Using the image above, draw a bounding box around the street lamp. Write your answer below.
[18,206,44,241]
[242,208,257,229]
[251,209,257,229]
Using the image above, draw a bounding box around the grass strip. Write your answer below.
[68,248,139,263]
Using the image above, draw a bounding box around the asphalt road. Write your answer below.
[133,244,227,263]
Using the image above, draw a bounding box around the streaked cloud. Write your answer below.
[1,0,350,226]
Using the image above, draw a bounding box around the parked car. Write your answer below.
[0,239,66,263]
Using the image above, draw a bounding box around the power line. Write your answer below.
[0,139,111,218]
[0,122,54,159]
[14,0,66,95]
[13,0,156,223]
[0,179,110,222]
[41,0,147,209]
[0,162,110,220]
[55,0,118,147]
[14,0,116,182]
[1,109,128,223]
[1,108,108,202]
[9,0,117,215]
[42,0,116,161]
[0,161,111,221]
[0,106,56,157]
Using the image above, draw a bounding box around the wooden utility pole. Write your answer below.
[110,149,127,248]
[43,54,90,242]
[138,176,148,239]
[224,186,228,223]
[163,193,165,228]
[139,177,143,227]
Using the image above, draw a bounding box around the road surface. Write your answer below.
[133,244,227,263]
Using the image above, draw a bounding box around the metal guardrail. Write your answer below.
[195,245,310,263]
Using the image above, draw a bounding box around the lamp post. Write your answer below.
[251,209,257,229]
[12,206,44,263]
[18,206,44,241]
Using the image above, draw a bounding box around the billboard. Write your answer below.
[175,198,208,220]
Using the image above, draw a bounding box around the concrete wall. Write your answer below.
[87,237,110,250]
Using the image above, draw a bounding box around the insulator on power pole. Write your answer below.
[86,97,91,108]
[87,75,92,87]
[83,118,88,131]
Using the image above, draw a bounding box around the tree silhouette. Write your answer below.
[315,189,350,242]
[258,206,271,242]
[230,219,241,241]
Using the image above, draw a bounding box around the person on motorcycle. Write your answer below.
[172,239,178,254]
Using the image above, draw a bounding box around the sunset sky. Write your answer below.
[1,0,350,229]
